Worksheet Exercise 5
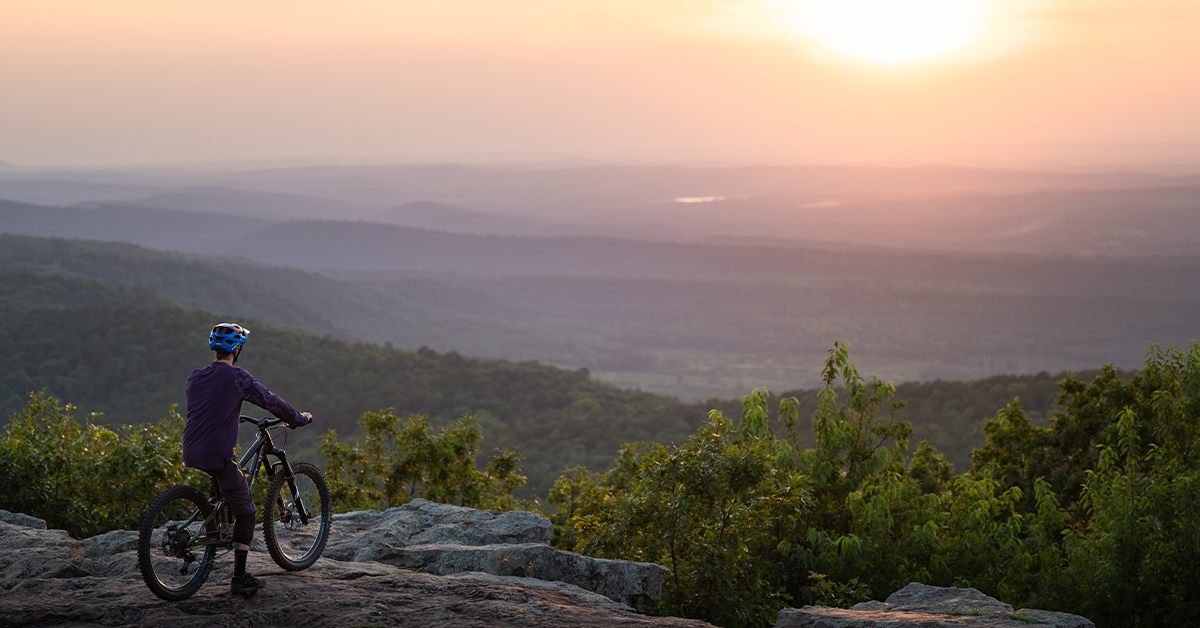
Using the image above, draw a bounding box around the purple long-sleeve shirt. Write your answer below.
[183,362,309,469]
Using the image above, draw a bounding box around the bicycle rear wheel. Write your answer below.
[137,484,217,601]
[263,462,332,570]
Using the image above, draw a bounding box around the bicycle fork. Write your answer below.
[264,449,312,526]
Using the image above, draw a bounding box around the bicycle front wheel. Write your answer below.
[262,462,331,570]
[137,484,216,601]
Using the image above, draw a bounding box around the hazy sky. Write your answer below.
[2,0,1198,168]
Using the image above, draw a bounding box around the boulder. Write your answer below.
[774,582,1094,628]
[80,529,140,557]
[0,520,85,590]
[0,509,47,530]
[381,542,668,611]
[878,583,1013,613]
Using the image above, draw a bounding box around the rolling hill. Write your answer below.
[98,185,377,221]
[0,233,631,367]
[370,200,573,236]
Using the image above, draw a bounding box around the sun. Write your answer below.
[775,0,991,64]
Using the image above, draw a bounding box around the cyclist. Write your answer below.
[183,322,312,597]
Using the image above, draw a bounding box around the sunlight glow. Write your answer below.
[674,196,726,204]
[776,0,992,64]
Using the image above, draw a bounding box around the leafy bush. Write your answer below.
[550,341,916,625]
[320,409,526,512]
[0,392,202,537]
[550,393,805,626]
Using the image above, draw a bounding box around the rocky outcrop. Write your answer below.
[323,499,665,608]
[775,582,1094,628]
[0,512,708,627]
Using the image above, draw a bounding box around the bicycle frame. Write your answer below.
[182,417,312,549]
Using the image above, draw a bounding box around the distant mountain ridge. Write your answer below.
[8,194,1200,287]
[372,200,584,236]
[6,162,1198,252]
[99,185,378,221]
[0,198,273,251]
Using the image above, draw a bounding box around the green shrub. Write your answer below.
[0,392,202,537]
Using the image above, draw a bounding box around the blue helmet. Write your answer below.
[209,322,250,352]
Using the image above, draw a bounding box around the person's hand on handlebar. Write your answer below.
[295,411,313,428]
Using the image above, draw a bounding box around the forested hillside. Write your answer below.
[0,233,604,362]
[0,272,707,494]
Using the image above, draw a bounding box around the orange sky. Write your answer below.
[1,0,1198,169]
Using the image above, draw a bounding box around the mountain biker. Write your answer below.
[183,322,312,597]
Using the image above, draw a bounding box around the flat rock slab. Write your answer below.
[325,498,553,562]
[383,542,668,611]
[0,521,709,627]
[775,583,1093,628]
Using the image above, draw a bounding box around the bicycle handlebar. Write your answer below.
[239,415,287,429]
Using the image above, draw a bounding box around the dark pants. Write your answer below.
[202,458,256,516]
[202,459,256,550]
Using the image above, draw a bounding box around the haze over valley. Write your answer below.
[3,163,1199,401]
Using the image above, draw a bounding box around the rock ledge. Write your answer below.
[0,505,706,628]
[775,583,1094,628]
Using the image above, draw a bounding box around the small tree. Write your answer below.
[320,408,526,512]
[550,388,809,626]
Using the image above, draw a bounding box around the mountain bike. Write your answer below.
[137,415,332,601]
